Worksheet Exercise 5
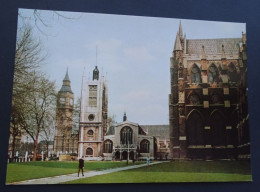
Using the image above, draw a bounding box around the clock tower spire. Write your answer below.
[54,68,75,155]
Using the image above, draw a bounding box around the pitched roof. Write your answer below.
[59,85,73,93]
[106,124,170,139]
[116,120,139,127]
[59,68,73,93]
[64,71,70,81]
[63,67,70,81]
[140,125,169,139]
[186,38,242,55]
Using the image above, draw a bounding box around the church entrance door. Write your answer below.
[122,151,128,160]
[115,151,120,160]
[129,151,135,160]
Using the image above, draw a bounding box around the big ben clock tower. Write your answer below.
[54,69,74,154]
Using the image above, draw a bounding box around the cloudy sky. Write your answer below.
[18,9,246,125]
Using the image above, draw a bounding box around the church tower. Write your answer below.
[78,66,108,160]
[169,21,184,159]
[54,68,74,154]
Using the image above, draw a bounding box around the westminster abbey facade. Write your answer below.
[53,22,250,161]
[169,22,250,160]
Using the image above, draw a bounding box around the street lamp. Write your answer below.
[26,136,28,150]
[127,139,129,165]
[25,136,29,162]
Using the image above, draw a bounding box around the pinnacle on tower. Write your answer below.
[123,112,127,122]
[178,20,183,39]
[59,68,73,93]
[174,33,182,51]
[183,33,187,54]
[221,44,226,59]
[93,66,99,80]
[242,32,246,45]
[201,45,207,60]
[64,67,70,81]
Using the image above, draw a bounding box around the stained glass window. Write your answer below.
[191,64,201,83]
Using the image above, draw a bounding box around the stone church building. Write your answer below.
[77,67,166,160]
[53,66,166,160]
[53,22,250,161]
[104,113,155,161]
[169,22,250,160]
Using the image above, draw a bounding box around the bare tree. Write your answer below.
[9,24,43,161]
[18,9,81,35]
[21,72,56,161]
[10,10,80,161]
[108,114,117,127]
[72,97,81,134]
[9,107,22,161]
[40,110,56,158]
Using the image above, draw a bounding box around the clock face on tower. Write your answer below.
[60,97,65,104]
[88,114,95,121]
[69,98,73,106]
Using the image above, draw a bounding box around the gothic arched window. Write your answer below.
[208,64,219,83]
[211,93,221,104]
[86,148,93,156]
[210,111,226,146]
[186,111,204,145]
[140,139,150,153]
[179,64,184,78]
[191,64,201,83]
[87,130,93,136]
[228,63,238,82]
[104,140,113,153]
[120,126,133,144]
[189,94,200,105]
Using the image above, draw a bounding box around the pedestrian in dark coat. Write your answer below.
[78,157,84,177]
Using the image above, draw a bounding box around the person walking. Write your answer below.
[165,153,168,161]
[78,157,84,177]
[146,156,150,165]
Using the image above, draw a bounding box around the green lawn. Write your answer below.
[6,161,142,183]
[65,160,252,183]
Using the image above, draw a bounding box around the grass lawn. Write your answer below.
[6,161,142,183]
[64,160,252,183]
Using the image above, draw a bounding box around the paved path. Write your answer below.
[9,161,164,185]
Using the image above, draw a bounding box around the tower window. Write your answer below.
[86,148,93,156]
[89,85,97,106]
[87,130,94,136]
[88,114,95,121]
